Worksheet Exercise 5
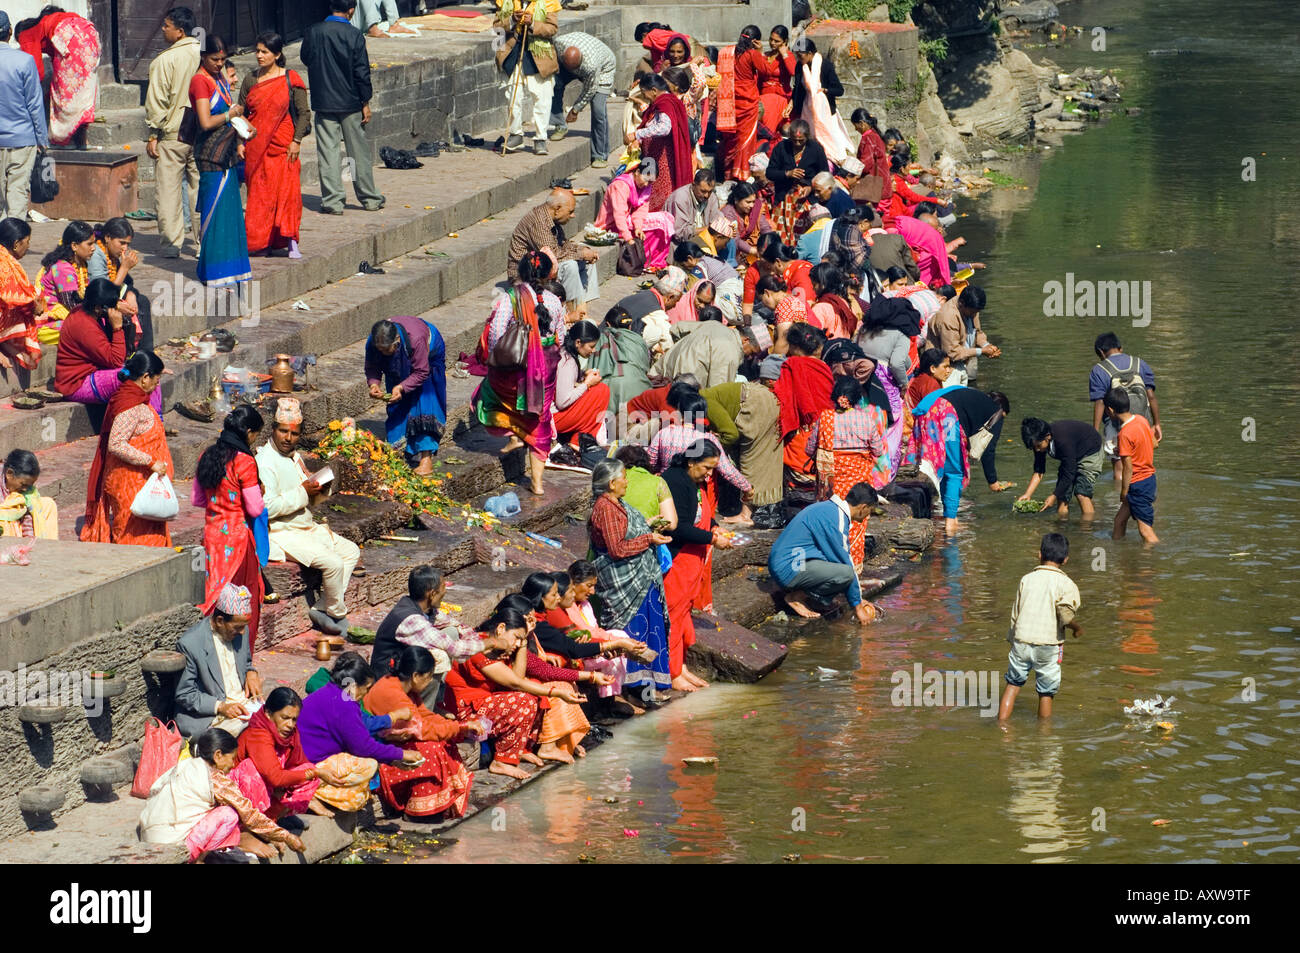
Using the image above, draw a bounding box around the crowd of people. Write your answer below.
[0,6,1170,858]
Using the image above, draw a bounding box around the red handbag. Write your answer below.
[131,718,184,798]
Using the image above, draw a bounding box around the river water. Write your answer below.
[421,0,1300,863]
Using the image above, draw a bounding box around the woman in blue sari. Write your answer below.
[189,34,252,290]
[364,316,448,477]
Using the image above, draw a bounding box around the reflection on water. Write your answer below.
[422,0,1300,863]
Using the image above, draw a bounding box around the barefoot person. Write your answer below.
[365,317,448,477]
[997,533,1082,721]
[139,728,304,863]
[235,687,345,821]
[662,438,731,691]
[441,604,547,781]
[1105,386,1159,544]
[472,251,565,495]
[1017,417,1104,521]
[767,482,883,623]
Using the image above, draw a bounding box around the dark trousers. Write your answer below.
[550,69,609,163]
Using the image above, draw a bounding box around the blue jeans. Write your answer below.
[550,71,609,162]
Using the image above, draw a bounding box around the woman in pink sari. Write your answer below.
[472,251,566,495]
[592,158,674,271]
[240,32,309,258]
[16,8,99,147]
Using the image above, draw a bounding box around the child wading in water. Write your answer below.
[997,533,1082,720]
[1104,386,1159,544]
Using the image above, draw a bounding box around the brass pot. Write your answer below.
[315,638,332,661]
[270,354,295,393]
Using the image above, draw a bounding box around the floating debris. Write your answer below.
[1124,694,1177,717]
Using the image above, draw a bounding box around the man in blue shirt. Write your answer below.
[768,482,881,624]
[1089,332,1159,481]
[0,10,49,220]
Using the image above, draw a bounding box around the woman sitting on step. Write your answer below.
[54,278,162,417]
[552,320,610,450]
[81,350,174,547]
[0,217,47,372]
[471,250,566,496]
[494,589,600,765]
[363,646,476,820]
[440,604,546,781]
[0,449,58,539]
[34,220,96,346]
[236,687,339,821]
[88,218,154,353]
[139,727,305,863]
[297,652,422,811]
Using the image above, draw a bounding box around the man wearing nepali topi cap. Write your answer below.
[255,397,362,637]
[174,583,261,739]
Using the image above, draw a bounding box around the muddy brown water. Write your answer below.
[361,0,1300,863]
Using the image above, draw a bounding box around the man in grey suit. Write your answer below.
[174,584,264,739]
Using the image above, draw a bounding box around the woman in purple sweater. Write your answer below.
[297,654,422,811]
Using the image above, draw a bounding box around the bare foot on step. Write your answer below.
[783,591,821,619]
[489,760,530,780]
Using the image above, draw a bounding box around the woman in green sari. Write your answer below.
[588,306,652,415]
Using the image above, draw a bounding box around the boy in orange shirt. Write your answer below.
[1104,387,1158,543]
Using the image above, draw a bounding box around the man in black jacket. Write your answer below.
[301,1,385,214]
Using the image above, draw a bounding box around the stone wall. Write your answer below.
[0,604,201,839]
[358,8,623,147]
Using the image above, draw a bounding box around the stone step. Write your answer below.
[5,114,609,401]
[97,83,145,111]
[85,109,152,148]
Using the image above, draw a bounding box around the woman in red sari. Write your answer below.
[364,646,475,820]
[553,320,610,446]
[775,323,834,496]
[81,351,173,547]
[630,74,693,212]
[661,439,736,692]
[758,26,796,139]
[240,32,309,258]
[852,109,892,209]
[192,405,265,642]
[715,25,776,182]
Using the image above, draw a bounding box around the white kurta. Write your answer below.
[255,442,361,617]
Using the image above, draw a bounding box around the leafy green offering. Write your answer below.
[1013,499,1046,514]
[347,625,376,644]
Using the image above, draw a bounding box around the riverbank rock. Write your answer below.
[887,517,936,551]
[1000,1,1059,27]
[686,614,787,683]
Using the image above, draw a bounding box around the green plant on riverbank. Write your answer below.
[985,169,1027,187]
[919,37,949,64]
[820,0,917,23]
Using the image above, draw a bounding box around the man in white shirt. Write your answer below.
[255,398,361,636]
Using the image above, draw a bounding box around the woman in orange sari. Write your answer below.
[715,25,777,182]
[364,646,475,820]
[0,218,45,372]
[81,351,173,547]
[240,32,309,258]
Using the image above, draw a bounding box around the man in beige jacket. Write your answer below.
[144,8,200,258]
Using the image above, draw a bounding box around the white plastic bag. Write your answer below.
[130,473,179,521]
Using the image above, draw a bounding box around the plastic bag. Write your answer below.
[130,472,179,521]
[131,718,184,798]
[656,543,673,574]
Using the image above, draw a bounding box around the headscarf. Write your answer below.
[822,340,895,424]
[774,355,834,438]
[243,706,309,766]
